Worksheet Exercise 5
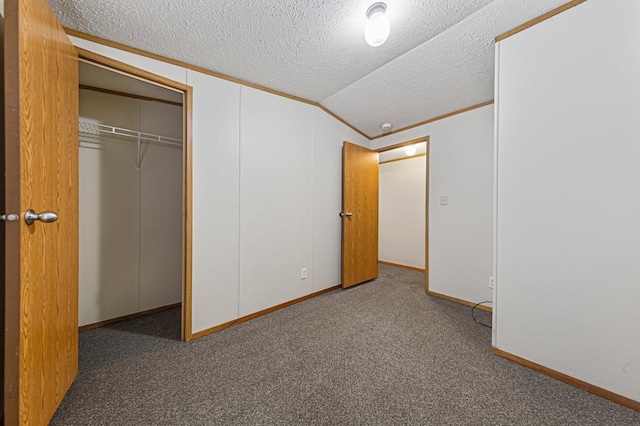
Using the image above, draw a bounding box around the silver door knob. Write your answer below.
[24,209,58,225]
[339,212,353,218]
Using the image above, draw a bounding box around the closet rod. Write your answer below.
[78,119,183,147]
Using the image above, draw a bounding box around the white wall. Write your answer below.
[72,37,369,335]
[187,69,241,333]
[78,90,183,326]
[379,156,426,269]
[239,86,314,315]
[495,0,640,402]
[372,105,494,305]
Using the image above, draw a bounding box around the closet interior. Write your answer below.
[78,60,184,332]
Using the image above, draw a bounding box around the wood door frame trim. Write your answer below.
[4,0,22,421]
[76,48,194,342]
[492,347,640,412]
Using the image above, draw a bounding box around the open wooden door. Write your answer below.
[4,0,79,424]
[341,142,379,288]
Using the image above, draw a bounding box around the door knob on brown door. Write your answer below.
[339,212,353,218]
[24,209,58,225]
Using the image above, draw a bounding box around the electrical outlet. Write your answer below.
[489,276,495,289]
[301,268,307,280]
[439,195,449,206]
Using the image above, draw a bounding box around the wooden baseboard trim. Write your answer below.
[378,260,425,273]
[79,303,182,332]
[426,290,493,313]
[192,285,341,340]
[492,347,640,412]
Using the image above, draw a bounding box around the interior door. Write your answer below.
[4,0,79,424]
[341,142,379,288]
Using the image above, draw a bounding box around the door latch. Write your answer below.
[0,214,20,222]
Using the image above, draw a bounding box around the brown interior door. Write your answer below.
[4,0,79,424]
[342,141,379,288]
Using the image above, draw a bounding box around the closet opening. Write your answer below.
[77,51,193,342]
[377,137,429,285]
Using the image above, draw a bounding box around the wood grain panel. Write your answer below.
[342,142,379,288]
[3,0,79,424]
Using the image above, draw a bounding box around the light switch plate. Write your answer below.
[440,195,449,206]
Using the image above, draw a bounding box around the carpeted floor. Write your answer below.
[51,265,640,425]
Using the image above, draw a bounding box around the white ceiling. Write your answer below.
[49,0,569,138]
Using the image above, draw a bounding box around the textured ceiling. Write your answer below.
[49,0,571,137]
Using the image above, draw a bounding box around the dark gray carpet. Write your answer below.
[51,265,640,425]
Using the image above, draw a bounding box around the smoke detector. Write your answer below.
[381,122,393,132]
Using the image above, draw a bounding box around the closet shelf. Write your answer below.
[79,120,182,147]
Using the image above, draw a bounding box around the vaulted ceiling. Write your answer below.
[49,0,569,138]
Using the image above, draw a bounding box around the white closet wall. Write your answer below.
[495,0,640,402]
[379,156,426,269]
[79,89,183,326]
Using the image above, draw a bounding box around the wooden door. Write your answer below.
[4,0,79,424]
[342,142,379,288]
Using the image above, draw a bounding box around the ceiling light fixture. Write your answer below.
[404,145,417,156]
[365,2,390,47]
[381,122,393,132]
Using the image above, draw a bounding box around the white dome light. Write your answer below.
[365,3,390,47]
[404,145,417,156]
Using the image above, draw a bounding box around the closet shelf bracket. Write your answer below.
[78,119,182,173]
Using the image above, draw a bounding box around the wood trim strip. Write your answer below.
[192,285,341,340]
[79,303,182,332]
[79,84,183,107]
[492,347,640,412]
[316,104,371,140]
[495,0,588,42]
[427,290,493,313]
[370,101,494,140]
[4,0,22,421]
[182,86,194,342]
[379,153,426,165]
[66,28,370,140]
[378,260,425,273]
[425,139,430,296]
[376,136,429,153]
